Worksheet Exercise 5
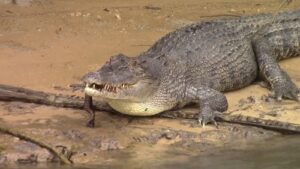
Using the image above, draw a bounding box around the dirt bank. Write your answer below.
[0,0,299,165]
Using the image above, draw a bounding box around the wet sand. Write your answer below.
[0,0,300,165]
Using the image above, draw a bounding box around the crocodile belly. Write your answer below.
[107,100,176,116]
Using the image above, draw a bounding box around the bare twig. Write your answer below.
[160,109,300,133]
[0,84,112,112]
[0,125,72,164]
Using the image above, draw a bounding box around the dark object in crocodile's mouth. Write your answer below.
[87,83,131,93]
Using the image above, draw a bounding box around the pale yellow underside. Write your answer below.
[107,99,175,116]
[85,87,176,116]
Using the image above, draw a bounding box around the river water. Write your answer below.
[3,136,300,169]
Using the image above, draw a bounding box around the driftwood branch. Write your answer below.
[0,125,72,164]
[0,84,112,112]
[0,84,300,133]
[160,109,300,133]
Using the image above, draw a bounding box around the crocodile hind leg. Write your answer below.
[84,94,95,128]
[252,34,300,101]
[184,86,228,126]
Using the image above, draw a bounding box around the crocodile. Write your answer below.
[82,10,300,128]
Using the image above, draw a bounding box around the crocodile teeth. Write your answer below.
[88,83,128,93]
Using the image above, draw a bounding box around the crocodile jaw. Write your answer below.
[84,87,101,96]
[85,85,176,116]
[107,99,177,116]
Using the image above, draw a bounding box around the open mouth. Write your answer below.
[87,83,131,93]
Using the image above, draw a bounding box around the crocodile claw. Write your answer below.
[272,85,300,102]
[272,71,300,102]
[274,87,299,102]
[198,109,220,128]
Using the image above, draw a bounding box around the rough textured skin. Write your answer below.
[83,10,300,127]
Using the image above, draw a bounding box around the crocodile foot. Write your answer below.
[272,71,299,102]
[198,106,221,127]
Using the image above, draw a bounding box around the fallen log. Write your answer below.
[0,84,299,133]
[0,84,111,111]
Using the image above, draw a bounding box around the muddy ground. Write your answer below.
[0,0,300,166]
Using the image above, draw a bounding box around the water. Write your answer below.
[2,136,300,169]
[167,136,300,169]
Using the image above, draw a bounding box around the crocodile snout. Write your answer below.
[82,72,101,84]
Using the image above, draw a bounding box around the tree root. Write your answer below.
[0,125,72,164]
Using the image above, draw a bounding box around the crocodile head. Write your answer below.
[82,54,159,102]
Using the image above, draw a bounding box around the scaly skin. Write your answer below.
[82,10,300,128]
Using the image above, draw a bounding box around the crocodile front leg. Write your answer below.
[252,37,299,101]
[184,86,228,126]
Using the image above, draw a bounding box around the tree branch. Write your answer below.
[0,125,72,164]
[0,84,299,133]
